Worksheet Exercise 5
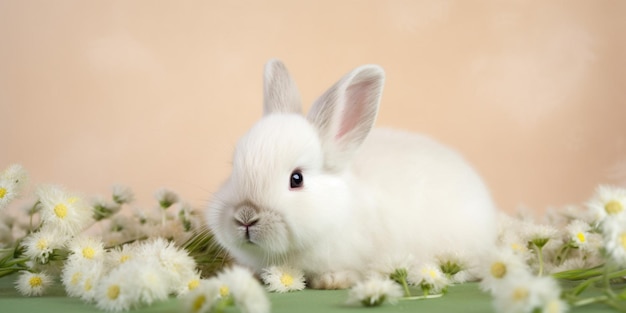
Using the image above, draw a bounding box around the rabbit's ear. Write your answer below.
[307,65,384,172]
[263,59,302,115]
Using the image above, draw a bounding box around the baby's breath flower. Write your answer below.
[182,278,221,313]
[67,235,105,263]
[155,188,179,209]
[37,185,93,236]
[347,276,403,307]
[260,266,306,293]
[112,185,134,204]
[218,266,270,313]
[14,271,52,296]
[22,226,67,264]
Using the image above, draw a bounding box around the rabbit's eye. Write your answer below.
[290,170,304,189]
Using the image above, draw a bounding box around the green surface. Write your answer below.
[0,275,616,312]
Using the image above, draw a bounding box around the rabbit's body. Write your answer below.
[207,60,497,289]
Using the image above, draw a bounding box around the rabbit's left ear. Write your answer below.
[307,65,384,172]
[263,59,302,115]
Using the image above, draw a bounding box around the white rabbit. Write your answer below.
[206,59,497,289]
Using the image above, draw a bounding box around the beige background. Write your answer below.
[1,1,625,216]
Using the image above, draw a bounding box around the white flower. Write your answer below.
[492,275,561,313]
[480,249,532,293]
[37,185,93,236]
[0,164,28,210]
[155,188,179,209]
[586,185,626,226]
[95,265,141,312]
[541,298,569,313]
[178,272,203,296]
[182,278,222,313]
[22,226,67,264]
[137,238,198,295]
[62,258,105,301]
[112,185,134,204]
[436,251,474,283]
[409,263,450,294]
[604,224,626,266]
[104,243,138,270]
[522,222,559,249]
[565,219,592,249]
[92,196,121,220]
[14,271,52,296]
[347,276,402,307]
[218,266,270,313]
[67,235,105,263]
[260,266,306,293]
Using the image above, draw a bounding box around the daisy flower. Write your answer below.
[178,272,203,296]
[0,164,28,210]
[436,251,475,283]
[22,226,67,264]
[480,249,531,293]
[37,184,93,236]
[155,188,179,209]
[260,265,306,293]
[218,265,270,313]
[66,234,105,263]
[182,278,221,313]
[14,271,52,296]
[137,238,198,295]
[347,276,403,307]
[603,223,626,266]
[541,298,568,313]
[586,185,626,229]
[492,275,561,313]
[62,259,105,302]
[564,219,592,249]
[104,243,138,269]
[95,267,140,312]
[112,184,134,204]
[409,263,450,295]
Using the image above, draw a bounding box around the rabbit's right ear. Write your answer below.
[263,59,302,115]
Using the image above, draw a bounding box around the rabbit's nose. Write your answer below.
[234,204,259,228]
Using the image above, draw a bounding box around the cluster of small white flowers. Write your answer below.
[181,265,270,313]
[347,276,403,307]
[60,237,199,312]
[481,184,626,313]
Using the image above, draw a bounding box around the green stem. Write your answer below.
[552,265,604,280]
[572,295,609,307]
[400,278,411,298]
[536,244,544,277]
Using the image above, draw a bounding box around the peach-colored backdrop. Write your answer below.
[1,1,625,215]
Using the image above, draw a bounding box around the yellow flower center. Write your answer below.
[576,232,586,243]
[0,187,6,198]
[605,200,623,215]
[71,272,82,285]
[219,285,229,297]
[188,279,200,291]
[54,203,68,218]
[36,239,48,250]
[107,285,120,300]
[119,255,130,263]
[82,247,95,259]
[192,295,206,313]
[428,269,437,279]
[84,278,92,291]
[29,276,43,288]
[68,197,79,204]
[511,243,523,252]
[512,287,529,301]
[280,274,294,287]
[490,262,507,278]
[620,233,626,251]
